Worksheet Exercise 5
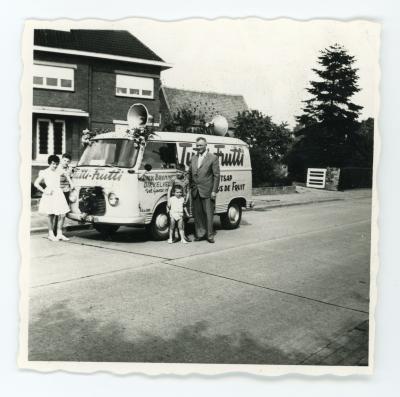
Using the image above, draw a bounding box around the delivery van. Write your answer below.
[67,131,253,240]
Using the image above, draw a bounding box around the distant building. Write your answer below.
[160,86,249,133]
[32,29,171,186]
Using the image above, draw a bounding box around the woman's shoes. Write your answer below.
[48,232,70,241]
[181,239,188,244]
[47,233,58,242]
[57,234,70,241]
[167,238,173,244]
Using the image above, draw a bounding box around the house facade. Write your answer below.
[32,29,171,190]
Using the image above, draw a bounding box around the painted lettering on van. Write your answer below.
[217,174,246,192]
[178,143,194,166]
[73,168,123,181]
[178,143,244,167]
[214,147,244,167]
[143,173,175,194]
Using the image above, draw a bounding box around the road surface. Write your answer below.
[28,196,371,365]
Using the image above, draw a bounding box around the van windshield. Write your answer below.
[78,139,139,168]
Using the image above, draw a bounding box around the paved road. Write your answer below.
[28,197,371,365]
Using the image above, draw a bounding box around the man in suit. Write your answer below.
[189,137,220,243]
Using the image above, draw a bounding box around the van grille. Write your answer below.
[78,187,106,216]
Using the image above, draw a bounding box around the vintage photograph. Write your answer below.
[19,18,380,375]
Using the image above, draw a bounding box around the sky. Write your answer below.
[123,18,380,128]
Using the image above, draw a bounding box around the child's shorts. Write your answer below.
[170,211,183,222]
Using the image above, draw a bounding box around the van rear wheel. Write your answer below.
[220,202,242,229]
[146,206,170,241]
[94,223,120,236]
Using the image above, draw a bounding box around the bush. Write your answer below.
[338,167,372,190]
[234,110,292,186]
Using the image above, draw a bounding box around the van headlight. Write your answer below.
[108,192,119,206]
[69,189,78,203]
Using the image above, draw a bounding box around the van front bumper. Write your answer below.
[67,212,147,225]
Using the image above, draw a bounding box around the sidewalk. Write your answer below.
[30,187,372,233]
[252,186,372,211]
[300,320,369,366]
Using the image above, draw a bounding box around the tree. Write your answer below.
[289,44,364,176]
[350,117,374,168]
[234,110,292,186]
[297,43,362,129]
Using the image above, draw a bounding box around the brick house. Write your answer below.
[160,86,249,134]
[32,29,171,191]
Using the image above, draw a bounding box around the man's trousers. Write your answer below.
[191,192,215,239]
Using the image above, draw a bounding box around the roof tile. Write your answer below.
[162,87,248,128]
[34,29,164,62]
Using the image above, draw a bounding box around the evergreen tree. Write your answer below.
[298,43,363,129]
[290,44,364,173]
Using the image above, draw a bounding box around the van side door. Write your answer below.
[138,141,178,215]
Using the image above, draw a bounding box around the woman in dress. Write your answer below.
[34,155,71,241]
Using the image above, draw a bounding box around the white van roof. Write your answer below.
[93,130,248,146]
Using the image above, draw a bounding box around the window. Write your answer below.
[78,139,139,168]
[33,64,74,91]
[35,119,66,162]
[141,142,177,169]
[115,74,154,99]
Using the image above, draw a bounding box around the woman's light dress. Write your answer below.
[38,167,70,215]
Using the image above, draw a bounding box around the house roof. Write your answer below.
[34,29,165,64]
[162,86,249,128]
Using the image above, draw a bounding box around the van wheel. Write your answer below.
[220,202,242,229]
[94,224,120,236]
[146,207,170,241]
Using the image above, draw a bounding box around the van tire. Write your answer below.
[93,224,120,236]
[220,202,242,229]
[146,206,170,241]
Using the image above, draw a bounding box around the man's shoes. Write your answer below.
[193,236,205,242]
[207,237,215,244]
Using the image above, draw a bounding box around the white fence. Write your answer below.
[306,168,327,189]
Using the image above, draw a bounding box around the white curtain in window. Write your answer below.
[33,64,74,80]
[115,74,154,98]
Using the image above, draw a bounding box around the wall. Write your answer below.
[252,185,296,196]
[33,51,163,130]
[159,88,170,130]
[33,51,90,112]
[90,58,162,130]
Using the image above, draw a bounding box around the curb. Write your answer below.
[30,223,92,235]
[247,197,344,212]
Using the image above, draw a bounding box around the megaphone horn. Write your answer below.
[127,103,148,129]
[210,115,229,136]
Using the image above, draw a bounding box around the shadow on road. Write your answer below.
[29,301,298,364]
[78,217,251,244]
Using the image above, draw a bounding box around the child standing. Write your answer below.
[34,155,72,241]
[167,186,189,244]
[167,163,190,241]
